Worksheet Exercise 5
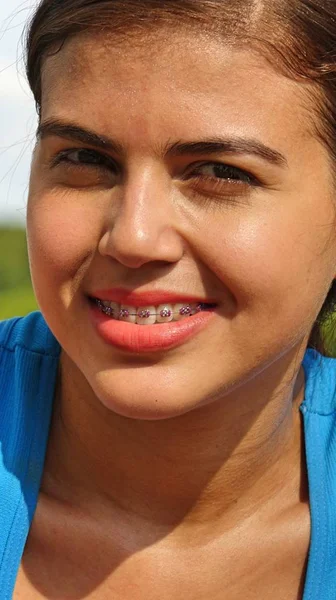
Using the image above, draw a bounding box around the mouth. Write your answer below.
[89,297,217,325]
[88,296,218,353]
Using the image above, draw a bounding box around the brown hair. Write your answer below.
[24,0,336,355]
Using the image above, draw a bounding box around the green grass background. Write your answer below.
[0,226,37,320]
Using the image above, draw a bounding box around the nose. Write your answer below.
[98,166,185,269]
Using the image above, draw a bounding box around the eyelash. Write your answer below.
[184,163,258,187]
[51,148,260,189]
[52,148,118,172]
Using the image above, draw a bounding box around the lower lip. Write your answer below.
[89,302,215,353]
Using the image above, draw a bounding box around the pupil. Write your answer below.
[214,165,238,180]
[79,149,100,163]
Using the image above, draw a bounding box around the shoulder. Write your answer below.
[0,311,60,357]
[0,311,59,463]
[0,313,59,594]
[0,311,60,407]
[302,348,336,415]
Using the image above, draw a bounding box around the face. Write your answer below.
[27,28,336,419]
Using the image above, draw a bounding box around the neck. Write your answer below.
[43,345,306,537]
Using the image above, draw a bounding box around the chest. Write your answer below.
[13,515,309,600]
[13,557,307,600]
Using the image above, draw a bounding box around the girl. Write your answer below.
[2,1,336,597]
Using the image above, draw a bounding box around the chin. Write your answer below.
[91,371,203,421]
[97,393,194,421]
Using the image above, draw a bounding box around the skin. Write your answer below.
[14,27,336,598]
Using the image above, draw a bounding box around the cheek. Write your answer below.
[27,189,104,290]
[199,201,333,312]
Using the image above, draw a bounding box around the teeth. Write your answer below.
[156,304,174,323]
[95,299,208,323]
[106,301,119,318]
[119,305,137,323]
[174,303,192,320]
[191,303,202,315]
[136,306,156,325]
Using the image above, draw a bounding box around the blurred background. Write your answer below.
[0,1,38,319]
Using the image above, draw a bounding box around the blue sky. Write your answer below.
[0,1,38,224]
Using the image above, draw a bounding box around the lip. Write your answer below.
[89,301,216,353]
[91,287,217,307]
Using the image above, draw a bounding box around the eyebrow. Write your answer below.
[37,119,124,155]
[167,139,288,167]
[37,119,288,168]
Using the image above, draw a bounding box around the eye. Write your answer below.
[50,147,120,188]
[189,162,258,185]
[52,148,118,172]
[180,161,261,205]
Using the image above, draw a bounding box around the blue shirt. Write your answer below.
[0,311,335,598]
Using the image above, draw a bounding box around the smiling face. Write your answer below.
[27,28,336,419]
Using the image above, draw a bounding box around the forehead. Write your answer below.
[40,29,316,152]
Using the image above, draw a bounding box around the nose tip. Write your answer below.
[98,220,185,269]
[99,233,154,268]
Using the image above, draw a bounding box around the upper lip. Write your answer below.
[90,288,217,307]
